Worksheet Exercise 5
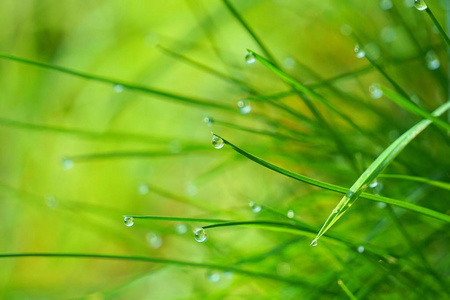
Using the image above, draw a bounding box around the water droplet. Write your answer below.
[311,240,318,247]
[345,190,355,199]
[207,271,221,283]
[414,0,427,11]
[354,45,365,59]
[62,158,74,170]
[357,246,365,253]
[245,51,256,64]
[369,180,379,189]
[146,232,163,249]
[377,202,387,209]
[380,0,393,10]
[45,195,58,209]
[425,50,440,70]
[194,228,207,242]
[282,57,296,69]
[369,84,383,99]
[124,216,134,227]
[175,223,188,235]
[249,201,262,213]
[185,183,198,196]
[138,183,150,195]
[113,84,124,93]
[237,99,252,114]
[380,26,396,43]
[340,24,352,36]
[203,116,214,126]
[287,210,295,219]
[211,134,224,149]
[337,279,343,285]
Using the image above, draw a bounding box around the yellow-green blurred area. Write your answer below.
[0,0,449,298]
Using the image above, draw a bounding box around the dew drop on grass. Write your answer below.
[194,228,207,242]
[380,0,393,10]
[175,223,188,235]
[245,51,256,64]
[311,240,318,247]
[369,84,383,99]
[414,0,427,11]
[207,271,221,283]
[237,99,252,114]
[203,116,214,126]
[211,134,224,149]
[425,50,440,70]
[357,246,365,253]
[369,180,379,189]
[287,210,295,219]
[138,183,150,195]
[124,216,134,227]
[354,45,365,59]
[377,202,387,209]
[146,232,163,249]
[249,201,262,213]
[62,158,74,170]
[113,84,124,93]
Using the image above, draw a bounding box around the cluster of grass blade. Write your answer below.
[1,0,449,298]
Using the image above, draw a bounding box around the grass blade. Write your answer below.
[0,53,232,111]
[381,87,450,131]
[215,134,450,223]
[0,253,317,287]
[378,174,450,191]
[311,100,450,245]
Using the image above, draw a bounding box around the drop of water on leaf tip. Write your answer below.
[357,246,365,253]
[369,84,383,99]
[211,134,224,149]
[287,210,295,219]
[237,100,252,114]
[414,0,427,11]
[369,180,379,189]
[203,116,214,126]
[62,158,74,170]
[425,50,440,70]
[124,216,134,227]
[114,84,124,93]
[354,45,365,59]
[245,52,256,64]
[311,240,318,247]
[194,228,207,242]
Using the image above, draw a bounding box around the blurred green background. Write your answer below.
[0,0,449,299]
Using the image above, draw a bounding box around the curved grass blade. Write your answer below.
[66,146,210,162]
[311,100,450,245]
[378,174,450,191]
[337,279,357,300]
[381,87,450,131]
[0,253,317,287]
[126,215,228,224]
[422,2,450,47]
[215,134,450,223]
[0,53,232,111]
[247,50,364,134]
[0,117,175,145]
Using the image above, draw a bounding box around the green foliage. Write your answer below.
[0,0,449,299]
